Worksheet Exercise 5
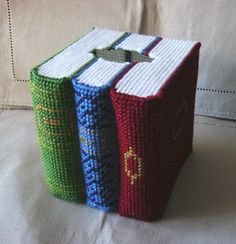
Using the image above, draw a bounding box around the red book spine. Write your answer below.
[110,43,201,221]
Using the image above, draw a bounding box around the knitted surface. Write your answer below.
[30,70,86,202]
[110,44,201,221]
[71,61,133,211]
[72,79,120,211]
[28,28,128,202]
[28,27,201,221]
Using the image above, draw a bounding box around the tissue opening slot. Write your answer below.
[92,49,153,64]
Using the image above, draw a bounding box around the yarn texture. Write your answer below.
[30,71,86,202]
[29,28,201,221]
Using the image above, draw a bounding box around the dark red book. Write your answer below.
[111,38,201,221]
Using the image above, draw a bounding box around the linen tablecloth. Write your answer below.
[0,110,236,244]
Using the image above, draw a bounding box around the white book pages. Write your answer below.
[115,33,157,53]
[37,28,197,98]
[37,28,125,78]
[76,58,129,87]
[115,39,197,97]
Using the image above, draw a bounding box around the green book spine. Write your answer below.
[30,69,86,202]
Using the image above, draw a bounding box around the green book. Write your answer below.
[29,28,128,201]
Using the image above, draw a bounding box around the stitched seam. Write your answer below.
[197,87,236,94]
[194,121,236,129]
[6,0,15,79]
[6,0,28,82]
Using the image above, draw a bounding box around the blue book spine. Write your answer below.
[72,80,120,211]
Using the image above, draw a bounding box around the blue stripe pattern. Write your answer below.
[109,32,132,50]
[141,36,161,55]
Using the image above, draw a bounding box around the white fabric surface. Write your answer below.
[158,0,236,120]
[0,110,236,244]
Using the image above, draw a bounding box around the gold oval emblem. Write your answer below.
[124,147,142,185]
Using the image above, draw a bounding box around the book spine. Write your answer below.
[72,82,120,211]
[111,44,201,221]
[29,70,85,202]
[110,92,158,221]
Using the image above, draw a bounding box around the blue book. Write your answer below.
[72,58,132,211]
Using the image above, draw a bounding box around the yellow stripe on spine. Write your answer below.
[43,117,61,126]
[35,104,67,113]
